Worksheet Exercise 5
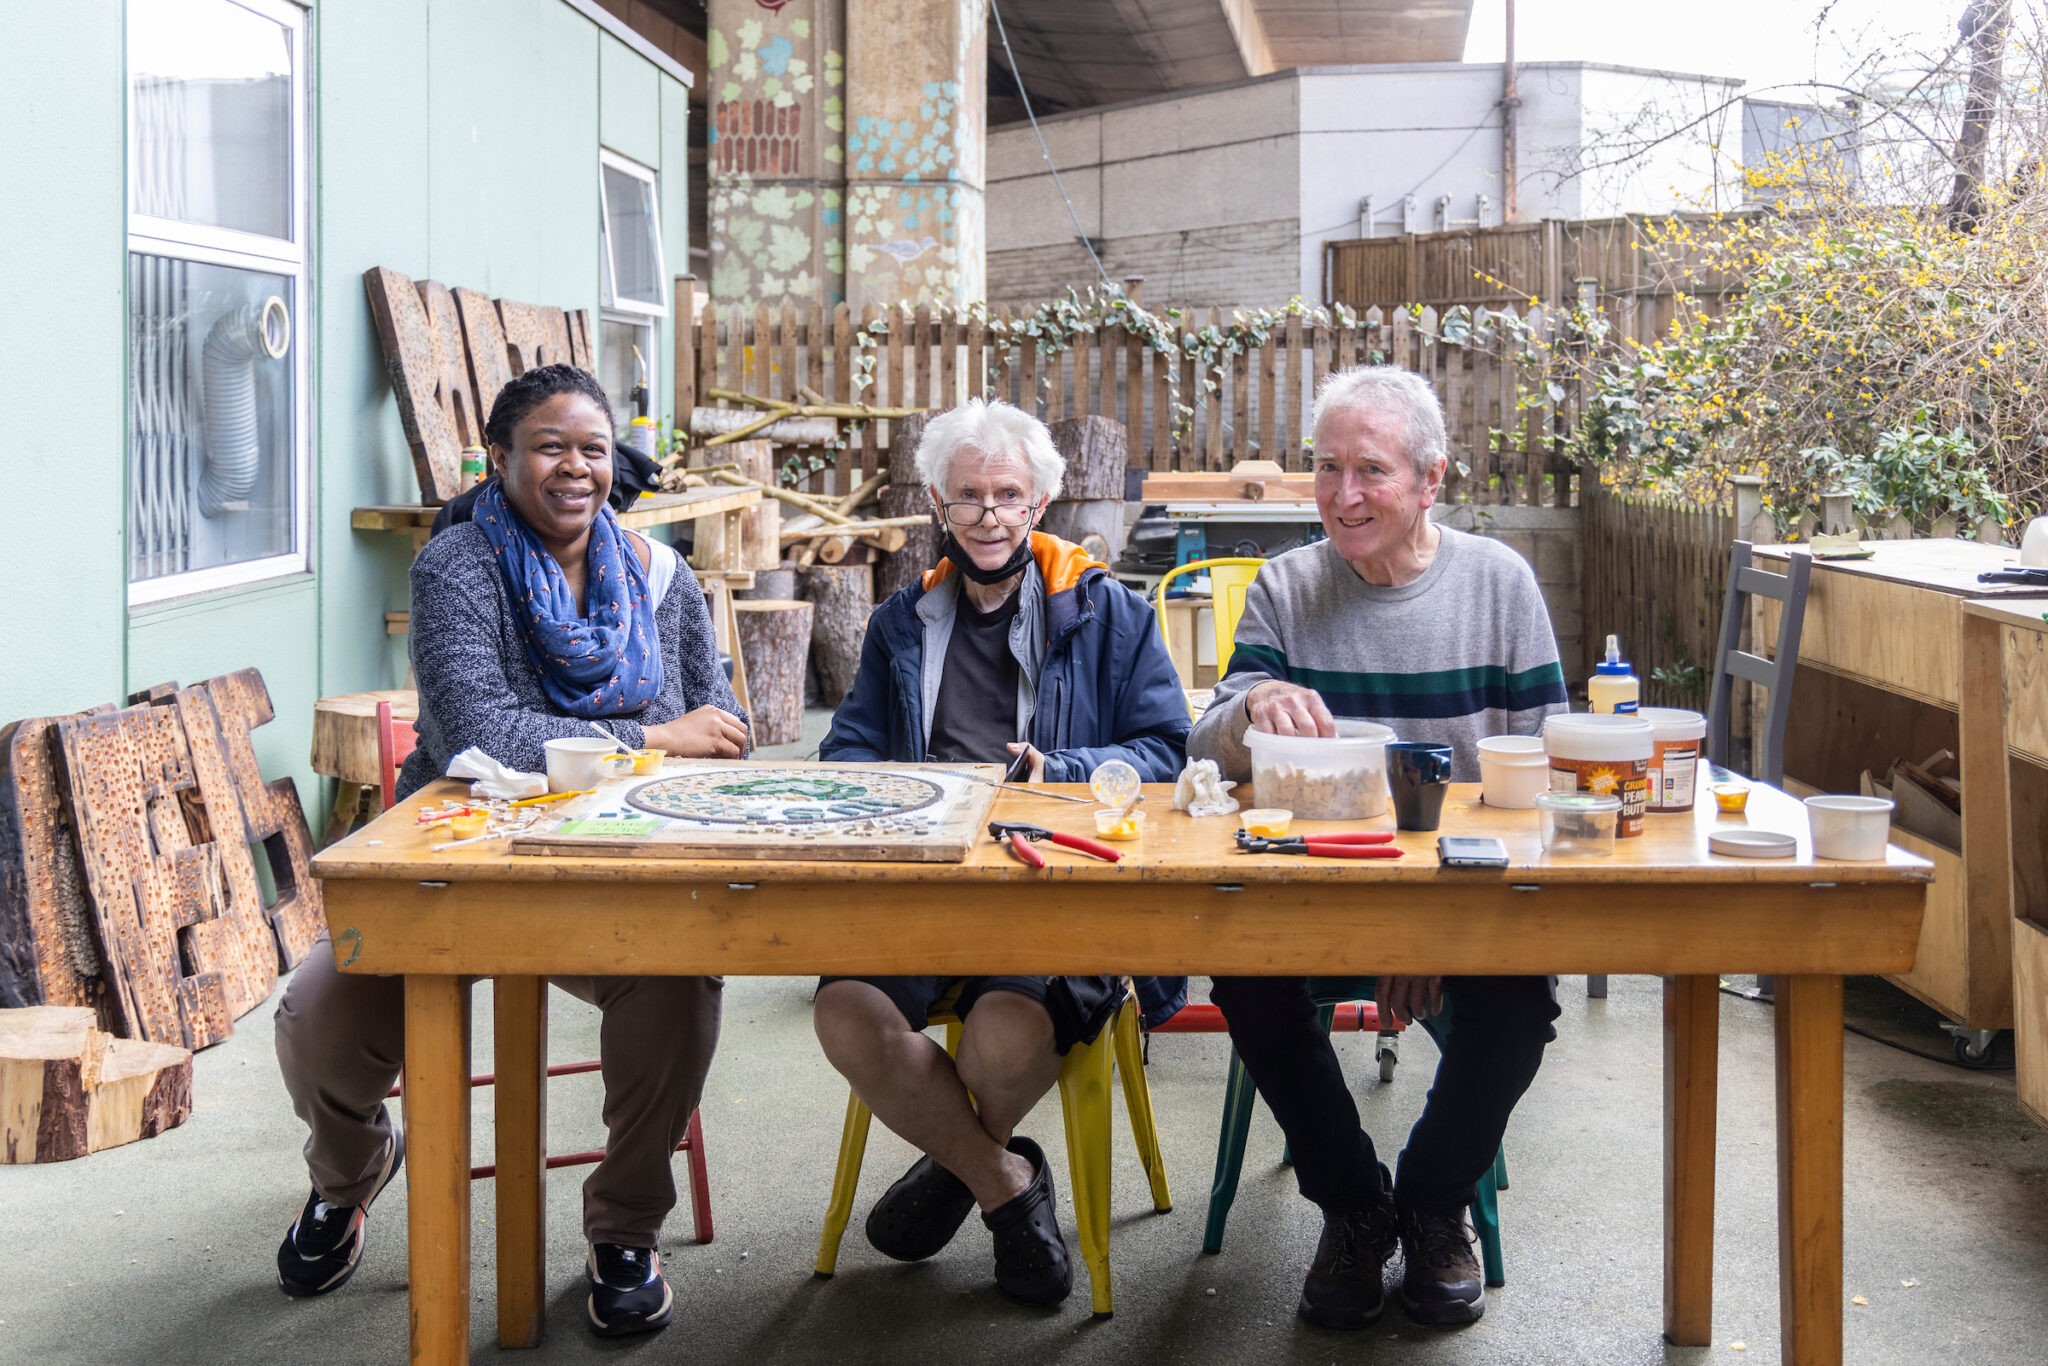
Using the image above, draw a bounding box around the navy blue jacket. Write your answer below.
[821,536,1190,1025]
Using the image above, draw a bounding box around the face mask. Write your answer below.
[939,530,1036,585]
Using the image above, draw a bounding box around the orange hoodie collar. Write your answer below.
[921,531,1104,595]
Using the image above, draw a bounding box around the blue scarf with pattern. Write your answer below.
[474,482,664,717]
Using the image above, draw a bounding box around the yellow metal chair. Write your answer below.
[1155,557,1265,710]
[814,982,1171,1315]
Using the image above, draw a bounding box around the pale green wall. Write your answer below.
[3,0,690,830]
[0,2,128,725]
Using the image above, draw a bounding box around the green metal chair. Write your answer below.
[1201,976,1508,1287]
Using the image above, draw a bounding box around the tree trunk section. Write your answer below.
[804,565,875,709]
[877,412,941,602]
[733,600,815,747]
[0,1005,192,1163]
[1047,415,1130,500]
[736,565,800,601]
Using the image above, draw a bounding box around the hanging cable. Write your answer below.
[988,0,1114,288]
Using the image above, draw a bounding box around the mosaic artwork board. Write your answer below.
[510,761,1004,863]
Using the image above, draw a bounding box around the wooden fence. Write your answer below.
[1323,215,1752,345]
[676,280,1586,506]
[1579,484,1736,710]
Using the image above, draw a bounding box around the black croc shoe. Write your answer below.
[276,1132,405,1298]
[981,1136,1072,1309]
[865,1154,977,1262]
[1298,1162,1398,1330]
[586,1243,674,1337]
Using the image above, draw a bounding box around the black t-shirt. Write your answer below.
[925,585,1023,764]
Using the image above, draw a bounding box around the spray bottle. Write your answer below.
[1589,634,1640,714]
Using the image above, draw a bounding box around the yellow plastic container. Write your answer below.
[630,748,667,775]
[1095,809,1147,841]
[1240,808,1293,838]
[449,811,488,840]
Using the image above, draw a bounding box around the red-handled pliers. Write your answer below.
[990,821,1123,867]
[1235,830,1404,858]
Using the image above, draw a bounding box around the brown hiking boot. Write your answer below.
[1398,1207,1485,1325]
[1297,1164,1399,1329]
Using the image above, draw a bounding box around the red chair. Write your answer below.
[1148,1000,1404,1083]
[375,701,713,1242]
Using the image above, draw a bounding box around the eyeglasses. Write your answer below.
[936,499,1037,528]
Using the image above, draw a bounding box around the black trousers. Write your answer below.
[1210,974,1560,1215]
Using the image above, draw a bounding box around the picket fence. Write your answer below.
[675,280,1586,506]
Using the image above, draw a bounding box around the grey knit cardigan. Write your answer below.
[396,522,746,800]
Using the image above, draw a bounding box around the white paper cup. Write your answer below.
[544,737,634,793]
[1803,794,1894,861]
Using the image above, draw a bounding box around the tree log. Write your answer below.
[1047,415,1130,501]
[878,412,942,601]
[1040,499,1128,560]
[804,565,874,709]
[688,408,838,445]
[732,600,815,747]
[0,1005,192,1163]
[735,565,800,601]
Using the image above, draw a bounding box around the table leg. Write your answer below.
[1663,974,1719,1345]
[495,976,549,1348]
[404,975,473,1366]
[1775,974,1844,1366]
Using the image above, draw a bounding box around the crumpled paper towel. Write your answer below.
[447,747,548,800]
[1173,758,1240,818]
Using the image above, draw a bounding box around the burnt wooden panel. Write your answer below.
[0,715,110,1020]
[200,669,325,969]
[455,286,513,422]
[364,265,463,504]
[171,686,280,1010]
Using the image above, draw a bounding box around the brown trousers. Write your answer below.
[274,935,722,1246]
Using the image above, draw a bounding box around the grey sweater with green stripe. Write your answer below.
[1189,527,1568,782]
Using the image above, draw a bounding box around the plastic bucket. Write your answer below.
[1244,720,1396,820]
[1542,713,1654,837]
[1476,734,1548,809]
[1639,707,1707,813]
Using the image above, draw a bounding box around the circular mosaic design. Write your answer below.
[626,768,949,825]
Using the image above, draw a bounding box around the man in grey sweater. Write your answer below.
[1188,366,1566,1332]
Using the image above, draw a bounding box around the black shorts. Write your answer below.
[818,974,1122,1055]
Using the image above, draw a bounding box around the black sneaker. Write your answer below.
[981,1136,1072,1308]
[586,1243,674,1337]
[276,1132,405,1297]
[1298,1163,1398,1329]
[1398,1207,1486,1326]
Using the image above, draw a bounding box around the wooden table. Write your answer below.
[1961,596,2048,1123]
[1752,539,2037,1033]
[312,780,1931,1366]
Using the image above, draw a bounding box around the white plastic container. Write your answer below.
[1542,713,1654,837]
[1804,794,1895,861]
[1244,720,1396,820]
[1477,735,1548,809]
[1533,790,1621,856]
[1638,707,1707,813]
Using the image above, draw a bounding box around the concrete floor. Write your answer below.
[5,716,2046,1364]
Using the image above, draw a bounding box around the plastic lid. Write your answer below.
[1532,790,1621,813]
[1593,661,1635,676]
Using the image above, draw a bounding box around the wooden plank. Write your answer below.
[404,974,473,1366]
[168,687,277,1017]
[1663,973,1718,1345]
[674,279,699,440]
[1232,329,1252,463]
[2016,917,2048,1128]
[1302,316,1323,472]
[1960,608,2016,1024]
[1072,323,1092,421]
[1206,308,1226,471]
[967,308,987,403]
[1019,318,1039,421]
[1774,973,1844,1366]
[416,280,483,451]
[1259,322,1278,460]
[454,287,512,429]
[1151,325,1171,472]
[494,975,548,1349]
[1998,614,2048,765]
[940,308,959,415]
[858,304,880,481]
[363,267,463,504]
[1044,320,1064,421]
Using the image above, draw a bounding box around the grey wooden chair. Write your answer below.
[1587,540,1811,1001]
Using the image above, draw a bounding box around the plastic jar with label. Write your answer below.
[1638,707,1706,813]
[1542,713,1654,837]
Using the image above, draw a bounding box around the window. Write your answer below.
[598,151,668,439]
[127,0,309,604]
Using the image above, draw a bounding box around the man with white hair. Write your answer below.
[1188,365,1567,1331]
[815,397,1189,1308]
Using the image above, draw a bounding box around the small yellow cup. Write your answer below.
[630,748,667,776]
[1712,783,1750,815]
[1241,808,1293,838]
[1095,809,1147,841]
[449,811,488,840]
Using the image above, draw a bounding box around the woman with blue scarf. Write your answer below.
[272,366,745,1339]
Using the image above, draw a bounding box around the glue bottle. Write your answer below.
[1589,634,1640,715]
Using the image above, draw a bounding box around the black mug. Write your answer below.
[1387,742,1454,831]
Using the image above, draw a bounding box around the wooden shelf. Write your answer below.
[352,484,760,538]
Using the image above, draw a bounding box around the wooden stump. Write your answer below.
[311,690,418,788]
[1,1005,192,1163]
[1047,415,1130,500]
[733,600,815,747]
[736,565,800,601]
[804,565,875,709]
[1040,499,1127,560]
[878,412,940,602]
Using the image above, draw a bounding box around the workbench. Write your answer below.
[1960,596,2048,1123]
[1752,539,2036,1039]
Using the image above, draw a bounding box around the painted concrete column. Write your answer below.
[707,0,985,310]
[843,0,985,308]
[706,0,847,306]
